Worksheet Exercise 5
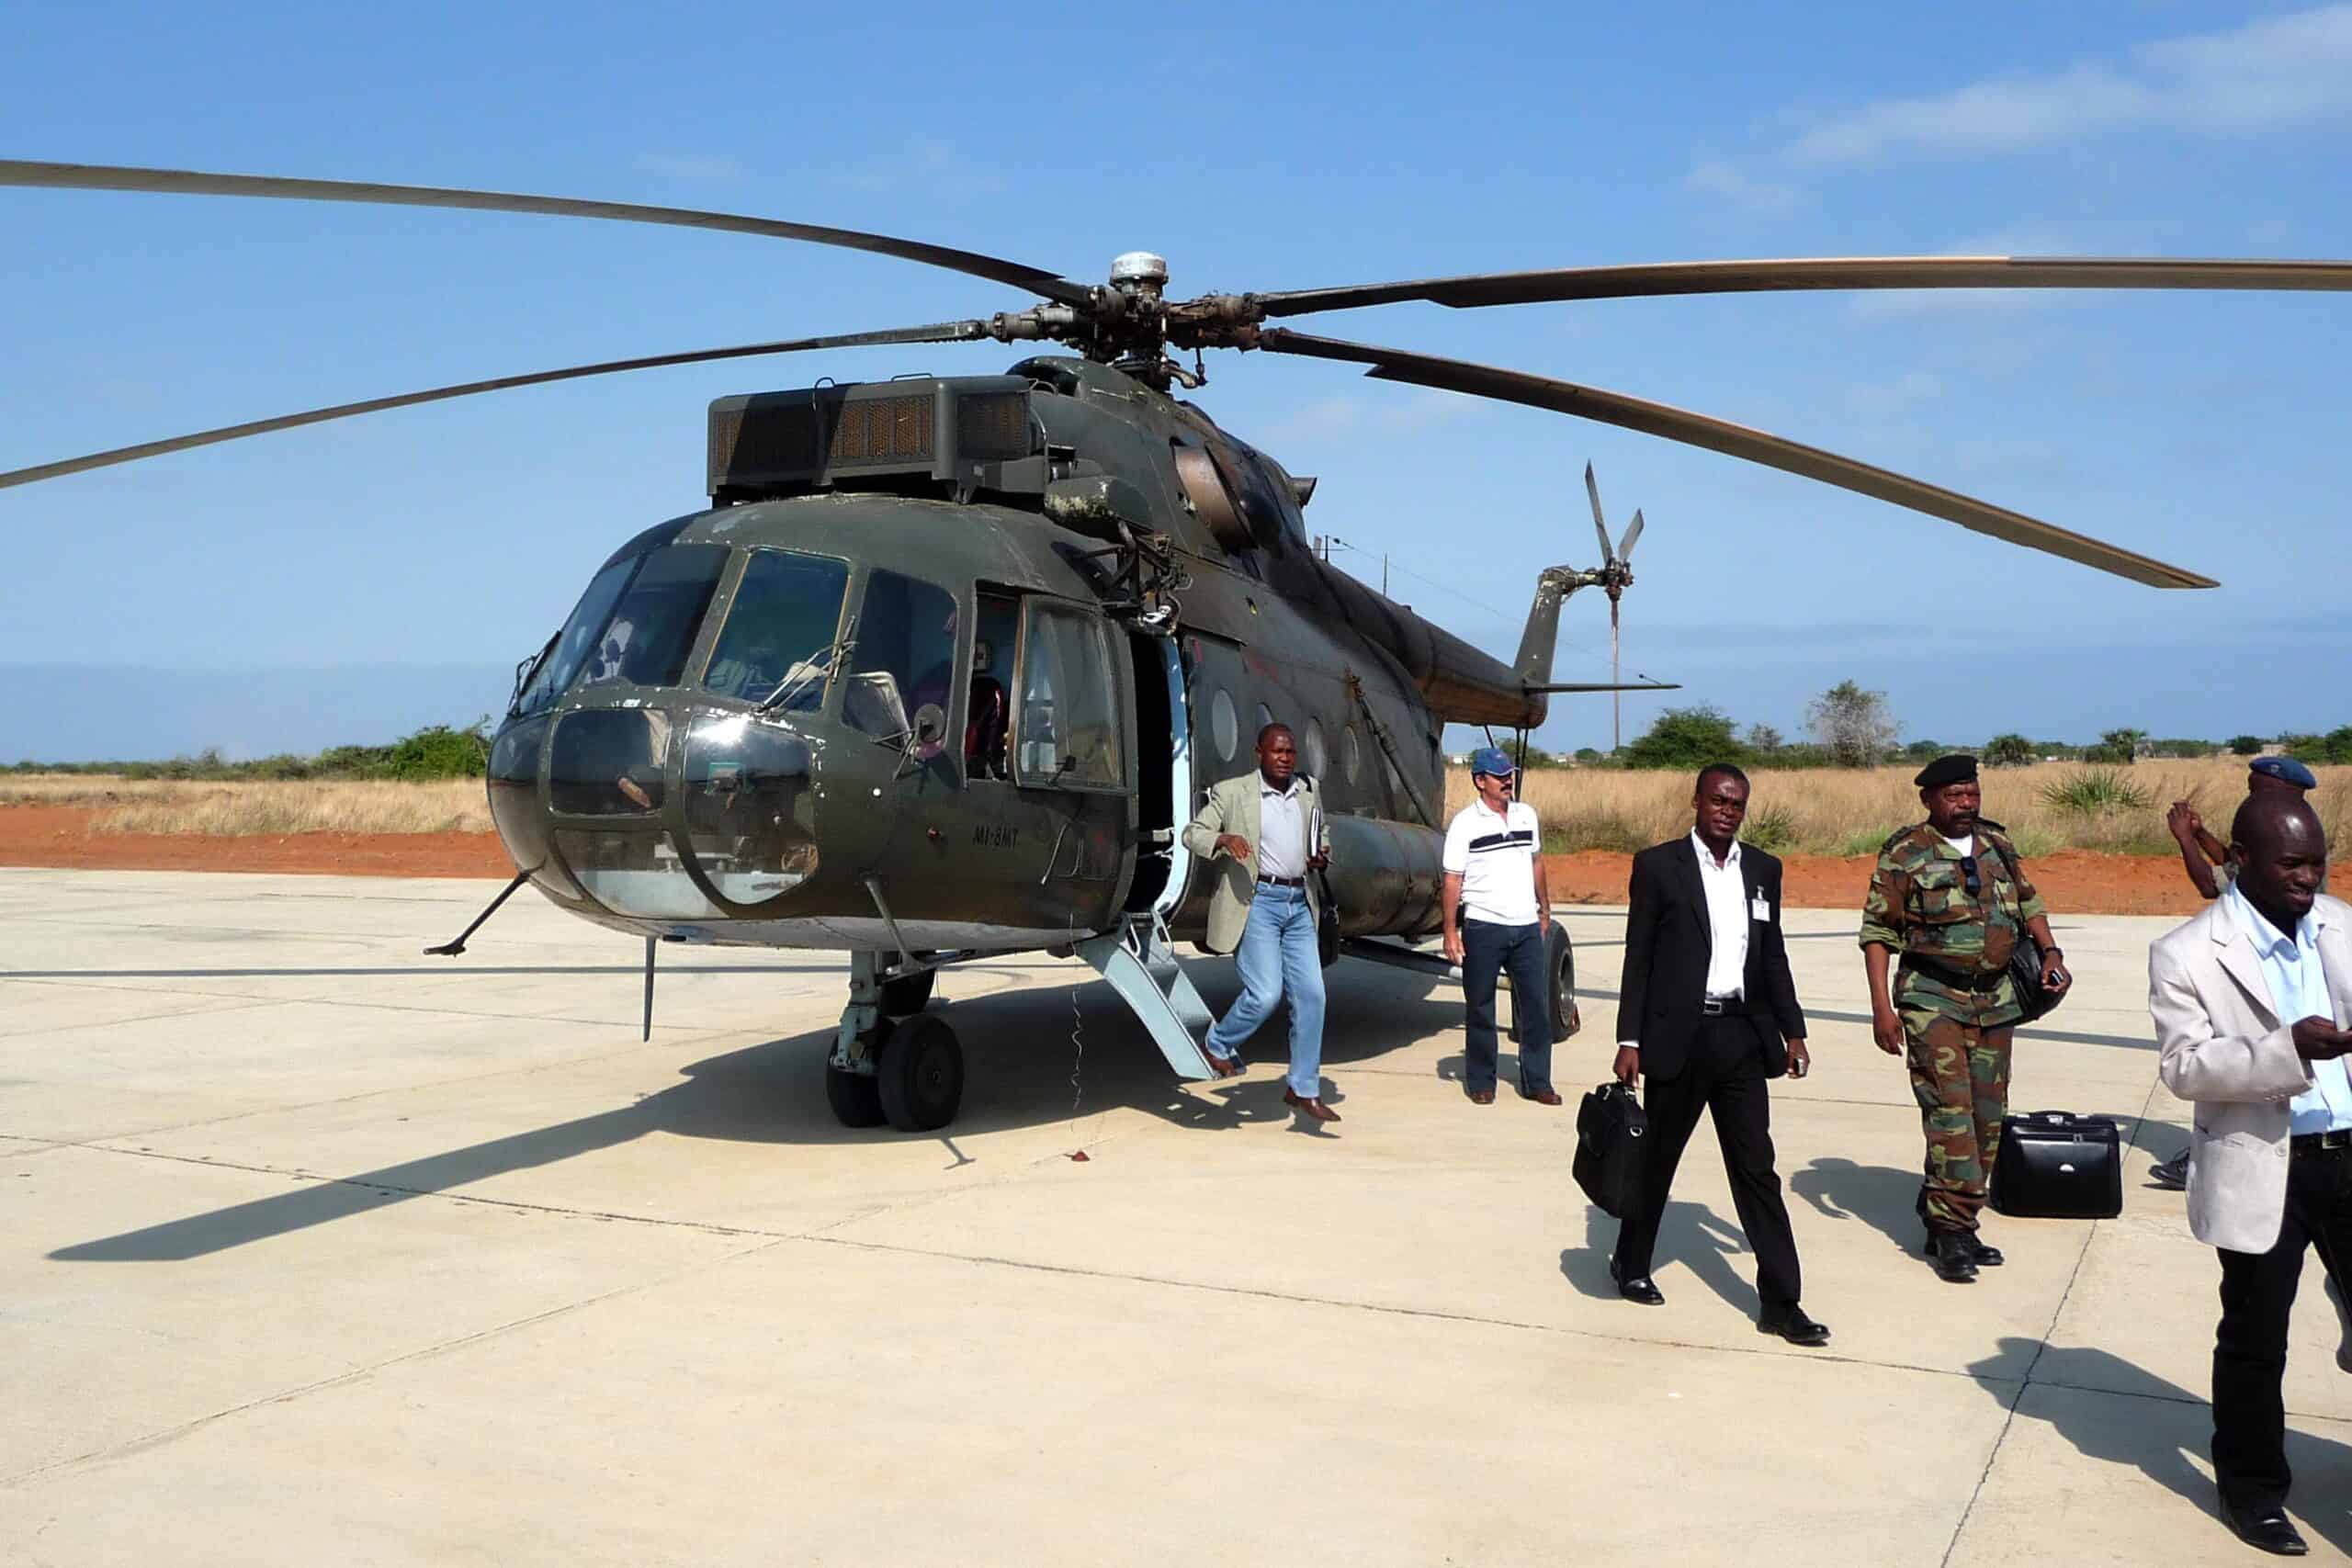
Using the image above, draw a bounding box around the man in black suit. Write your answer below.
[1609,763,1828,1347]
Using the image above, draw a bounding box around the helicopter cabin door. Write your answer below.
[973,592,1134,935]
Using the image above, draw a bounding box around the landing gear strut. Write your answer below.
[827,951,964,1131]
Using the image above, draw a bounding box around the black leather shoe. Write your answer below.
[1615,1274,1665,1306]
[2152,1150,2189,1190]
[1966,1235,2005,1268]
[1758,1305,1831,1347]
[2222,1504,2308,1556]
[1928,1231,1979,1283]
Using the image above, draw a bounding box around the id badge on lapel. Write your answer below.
[1750,891,1771,923]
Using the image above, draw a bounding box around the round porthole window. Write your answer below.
[1211,689,1238,762]
[1303,719,1329,784]
[1342,724,1362,784]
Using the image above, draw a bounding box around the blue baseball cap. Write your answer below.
[1470,746,1516,778]
[2250,755,2319,790]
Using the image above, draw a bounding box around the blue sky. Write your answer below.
[3,2,2349,761]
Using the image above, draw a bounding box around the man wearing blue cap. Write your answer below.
[1441,747,1558,1105]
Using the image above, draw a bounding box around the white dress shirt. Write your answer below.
[2225,883,2352,1134]
[1256,776,1307,879]
[1693,830,1750,1000]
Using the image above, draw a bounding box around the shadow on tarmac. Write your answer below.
[48,955,1452,1262]
[1970,1337,2352,1557]
[1564,1201,1764,1316]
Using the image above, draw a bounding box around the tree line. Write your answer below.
[6,720,492,782]
[1513,682,2352,772]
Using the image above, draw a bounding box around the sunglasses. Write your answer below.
[1961,854,1981,897]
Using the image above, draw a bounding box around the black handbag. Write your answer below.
[1986,833,2064,1024]
[1574,1082,1648,1218]
[1990,1111,2122,1219]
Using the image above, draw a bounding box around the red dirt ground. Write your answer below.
[10,802,2347,918]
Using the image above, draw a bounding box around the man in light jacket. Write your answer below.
[1182,722,1339,1122]
[2148,793,2352,1558]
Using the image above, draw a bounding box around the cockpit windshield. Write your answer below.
[514,543,729,716]
[700,548,852,713]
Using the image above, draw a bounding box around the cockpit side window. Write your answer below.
[700,548,851,712]
[966,592,1020,781]
[1012,600,1124,792]
[515,555,637,717]
[843,570,959,761]
[576,545,729,691]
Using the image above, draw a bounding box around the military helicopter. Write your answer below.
[6,160,2348,1135]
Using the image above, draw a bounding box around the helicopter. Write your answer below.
[6,160,2348,1135]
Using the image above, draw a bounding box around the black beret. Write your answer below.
[1914,753,1979,790]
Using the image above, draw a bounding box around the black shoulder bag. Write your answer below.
[1985,831,2063,1024]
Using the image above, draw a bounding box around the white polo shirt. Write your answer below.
[1442,798,1543,926]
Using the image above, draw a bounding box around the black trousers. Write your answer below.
[1611,1013,1802,1311]
[2213,1143,2352,1513]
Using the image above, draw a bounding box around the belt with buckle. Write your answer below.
[2292,1128,2352,1155]
[1900,955,2006,992]
[1700,998,1748,1017]
[1257,874,1305,888]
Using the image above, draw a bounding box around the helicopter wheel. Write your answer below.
[876,1014,966,1133]
[825,1023,891,1129]
[879,962,936,1016]
[1543,922,1579,1039]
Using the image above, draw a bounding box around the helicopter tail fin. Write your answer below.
[1512,567,1575,690]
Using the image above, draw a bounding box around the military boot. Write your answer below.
[1927,1230,1979,1283]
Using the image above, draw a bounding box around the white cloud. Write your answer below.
[1263,389,1477,446]
[1786,4,2352,166]
[1683,159,1804,217]
[829,140,1007,202]
[633,152,741,183]
[1687,6,2352,211]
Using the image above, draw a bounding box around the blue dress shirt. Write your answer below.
[2225,883,2352,1134]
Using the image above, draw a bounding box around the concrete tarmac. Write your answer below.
[4,867,2349,1565]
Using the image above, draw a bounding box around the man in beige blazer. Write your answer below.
[1181,722,1338,1122]
[2149,794,2352,1557]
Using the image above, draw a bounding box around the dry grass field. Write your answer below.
[1444,758,2351,858]
[0,776,491,835]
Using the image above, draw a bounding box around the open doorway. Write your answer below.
[1125,631,1180,913]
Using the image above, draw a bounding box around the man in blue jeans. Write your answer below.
[1182,724,1340,1122]
[1441,748,1559,1106]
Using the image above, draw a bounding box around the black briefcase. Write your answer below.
[1574,1082,1648,1218]
[1990,1111,2122,1219]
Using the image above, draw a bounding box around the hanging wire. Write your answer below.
[1320,539,1662,682]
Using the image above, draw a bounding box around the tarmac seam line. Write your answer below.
[0,1233,793,1490]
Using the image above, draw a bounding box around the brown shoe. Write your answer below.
[1521,1089,1564,1106]
[1202,1051,1242,1079]
[1467,1089,1496,1105]
[1283,1089,1341,1122]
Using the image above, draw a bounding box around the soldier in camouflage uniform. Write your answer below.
[1860,754,2072,1283]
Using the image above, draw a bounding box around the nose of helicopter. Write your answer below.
[488,697,834,923]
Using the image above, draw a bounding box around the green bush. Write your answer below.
[1738,804,1799,853]
[1618,706,1747,772]
[385,721,490,781]
[1983,733,2035,768]
[2038,767,2154,816]
[2229,734,2266,756]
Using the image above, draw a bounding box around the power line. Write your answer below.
[1321,539,1662,683]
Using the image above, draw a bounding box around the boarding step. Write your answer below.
[1078,916,1215,1081]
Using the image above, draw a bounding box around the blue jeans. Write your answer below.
[1462,919,1554,1097]
[1206,884,1326,1098]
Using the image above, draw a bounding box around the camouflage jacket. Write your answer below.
[1859,820,2048,1022]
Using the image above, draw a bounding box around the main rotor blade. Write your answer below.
[0,321,994,491]
[1260,330,2217,589]
[1618,508,1645,561]
[1524,681,1679,694]
[1582,461,1612,563]
[0,159,1091,306]
[1254,255,2352,316]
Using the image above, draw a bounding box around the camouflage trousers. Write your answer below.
[1904,1008,2014,1233]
